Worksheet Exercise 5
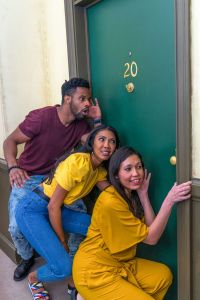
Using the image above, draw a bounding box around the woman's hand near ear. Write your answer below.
[137,170,155,226]
[137,169,151,199]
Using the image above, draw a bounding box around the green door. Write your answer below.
[87,0,176,299]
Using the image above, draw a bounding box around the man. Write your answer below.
[3,77,102,281]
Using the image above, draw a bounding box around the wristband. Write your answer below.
[8,166,21,173]
[93,118,102,125]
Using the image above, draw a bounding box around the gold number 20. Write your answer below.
[124,61,138,78]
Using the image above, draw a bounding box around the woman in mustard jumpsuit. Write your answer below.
[73,146,191,300]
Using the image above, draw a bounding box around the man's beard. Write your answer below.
[70,103,87,120]
[75,111,85,120]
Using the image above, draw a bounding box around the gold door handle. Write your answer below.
[170,156,176,166]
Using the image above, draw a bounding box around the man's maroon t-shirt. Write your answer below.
[18,106,90,175]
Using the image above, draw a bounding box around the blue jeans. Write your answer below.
[8,175,45,260]
[15,187,91,282]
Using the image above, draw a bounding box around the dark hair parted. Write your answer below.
[61,78,90,104]
[82,124,120,154]
[45,125,120,184]
[109,146,144,219]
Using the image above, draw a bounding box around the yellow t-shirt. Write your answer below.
[73,185,149,288]
[43,152,107,205]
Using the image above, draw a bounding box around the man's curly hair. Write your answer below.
[61,77,90,104]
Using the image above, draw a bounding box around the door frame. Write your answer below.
[64,1,191,299]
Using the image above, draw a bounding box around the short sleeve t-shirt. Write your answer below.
[18,106,90,175]
[43,153,107,205]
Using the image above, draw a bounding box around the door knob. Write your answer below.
[126,82,134,93]
[170,156,176,165]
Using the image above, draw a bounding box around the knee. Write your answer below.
[158,264,173,289]
[51,258,72,280]
[8,224,23,239]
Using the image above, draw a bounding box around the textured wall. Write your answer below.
[191,0,200,178]
[0,0,68,158]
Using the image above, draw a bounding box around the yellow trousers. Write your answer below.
[74,258,173,300]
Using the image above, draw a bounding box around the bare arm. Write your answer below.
[143,181,192,245]
[140,193,155,226]
[48,184,69,251]
[3,127,31,187]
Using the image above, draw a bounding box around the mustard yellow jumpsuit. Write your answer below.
[73,186,172,300]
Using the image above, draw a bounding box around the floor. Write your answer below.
[0,249,70,300]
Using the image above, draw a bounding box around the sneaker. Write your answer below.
[13,256,35,281]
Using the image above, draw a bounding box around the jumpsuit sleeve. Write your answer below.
[99,195,149,254]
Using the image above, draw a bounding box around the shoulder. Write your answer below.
[97,165,107,177]
[60,152,91,174]
[23,106,56,119]
[98,186,128,210]
[18,106,56,137]
[29,105,55,114]
[66,152,90,165]
[34,105,57,116]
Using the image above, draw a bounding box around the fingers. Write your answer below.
[177,181,192,187]
[147,172,151,182]
[172,181,192,191]
[170,181,192,203]
[93,98,99,106]
[175,182,192,195]
[144,169,151,181]
[9,169,29,188]
[176,193,191,202]
[88,98,102,120]
[90,98,99,106]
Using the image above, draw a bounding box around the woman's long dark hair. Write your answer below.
[109,146,144,219]
[45,124,120,184]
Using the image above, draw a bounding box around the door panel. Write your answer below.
[87,0,176,299]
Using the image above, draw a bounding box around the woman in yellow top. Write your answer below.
[73,146,192,300]
[15,125,119,300]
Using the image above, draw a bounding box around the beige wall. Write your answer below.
[1,0,199,176]
[0,0,69,158]
[191,0,200,178]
